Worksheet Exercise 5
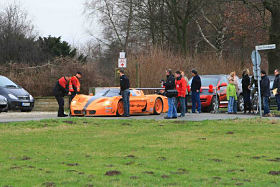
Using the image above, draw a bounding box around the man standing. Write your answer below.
[164,69,177,119]
[273,69,280,111]
[242,69,251,114]
[181,71,189,113]
[119,69,130,117]
[260,70,272,117]
[175,71,187,117]
[69,72,82,105]
[191,70,201,113]
[53,76,70,117]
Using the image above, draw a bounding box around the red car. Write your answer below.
[187,75,242,112]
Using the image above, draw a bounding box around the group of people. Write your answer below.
[226,68,280,117]
[53,72,82,117]
[53,68,280,118]
[163,69,201,119]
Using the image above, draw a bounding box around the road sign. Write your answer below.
[256,44,276,51]
[118,58,127,68]
[251,50,261,66]
[119,52,126,59]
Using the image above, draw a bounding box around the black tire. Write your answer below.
[238,95,244,112]
[153,98,163,115]
[209,96,219,112]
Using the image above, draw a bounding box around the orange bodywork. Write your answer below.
[70,88,168,117]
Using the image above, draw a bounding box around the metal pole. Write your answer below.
[255,50,262,118]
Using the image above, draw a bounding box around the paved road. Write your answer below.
[1,111,275,123]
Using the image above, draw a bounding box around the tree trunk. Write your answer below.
[268,10,280,74]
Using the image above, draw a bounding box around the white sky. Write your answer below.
[0,0,101,46]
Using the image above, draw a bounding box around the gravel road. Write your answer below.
[0,111,274,123]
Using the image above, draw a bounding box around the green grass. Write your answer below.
[0,118,280,187]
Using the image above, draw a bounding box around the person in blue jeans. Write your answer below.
[164,69,177,119]
[226,80,237,114]
[260,70,272,117]
[191,70,201,113]
[119,69,130,117]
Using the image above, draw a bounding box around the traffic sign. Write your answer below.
[118,58,127,68]
[251,50,261,66]
[256,44,276,51]
[119,52,126,59]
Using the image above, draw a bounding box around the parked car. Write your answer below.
[0,95,8,112]
[0,75,35,112]
[187,75,243,112]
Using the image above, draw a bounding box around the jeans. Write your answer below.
[228,96,235,113]
[55,96,65,116]
[243,92,251,112]
[175,97,186,117]
[191,91,201,113]
[121,90,130,116]
[263,96,270,115]
[233,98,237,113]
[69,93,77,108]
[276,94,280,111]
[167,97,177,118]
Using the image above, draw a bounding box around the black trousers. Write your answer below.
[55,96,65,116]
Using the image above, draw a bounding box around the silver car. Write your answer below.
[0,95,8,112]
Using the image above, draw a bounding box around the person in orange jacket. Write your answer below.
[175,71,187,117]
[53,76,70,117]
[69,72,82,106]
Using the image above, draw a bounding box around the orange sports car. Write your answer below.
[70,88,168,116]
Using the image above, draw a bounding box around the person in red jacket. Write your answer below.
[53,76,70,117]
[69,72,82,106]
[175,71,187,117]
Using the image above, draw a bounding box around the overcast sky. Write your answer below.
[0,0,101,46]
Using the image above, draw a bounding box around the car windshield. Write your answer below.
[95,89,120,97]
[189,77,219,87]
[0,76,19,88]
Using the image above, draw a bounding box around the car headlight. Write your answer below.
[104,101,112,106]
[8,94,18,100]
[29,95,34,100]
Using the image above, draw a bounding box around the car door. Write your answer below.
[129,90,147,113]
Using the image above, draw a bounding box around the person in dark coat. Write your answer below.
[273,69,280,111]
[119,69,130,117]
[164,69,177,119]
[53,76,70,117]
[260,70,271,117]
[242,69,251,114]
[191,69,201,113]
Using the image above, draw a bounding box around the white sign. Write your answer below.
[118,58,127,68]
[119,52,126,59]
[256,44,276,51]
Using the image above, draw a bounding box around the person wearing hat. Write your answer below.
[260,70,272,117]
[191,69,201,113]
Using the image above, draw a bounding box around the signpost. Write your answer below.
[118,52,127,68]
[251,44,276,118]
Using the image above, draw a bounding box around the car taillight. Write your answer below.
[209,84,214,93]
[200,88,202,92]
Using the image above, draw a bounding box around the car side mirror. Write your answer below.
[219,83,227,87]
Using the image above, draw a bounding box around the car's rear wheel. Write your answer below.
[153,98,163,115]
[116,100,124,116]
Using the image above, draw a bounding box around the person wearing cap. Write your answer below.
[191,70,201,113]
[69,72,82,105]
[53,76,70,117]
[119,69,130,117]
[260,70,272,117]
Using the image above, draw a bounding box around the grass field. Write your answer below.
[0,118,279,187]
